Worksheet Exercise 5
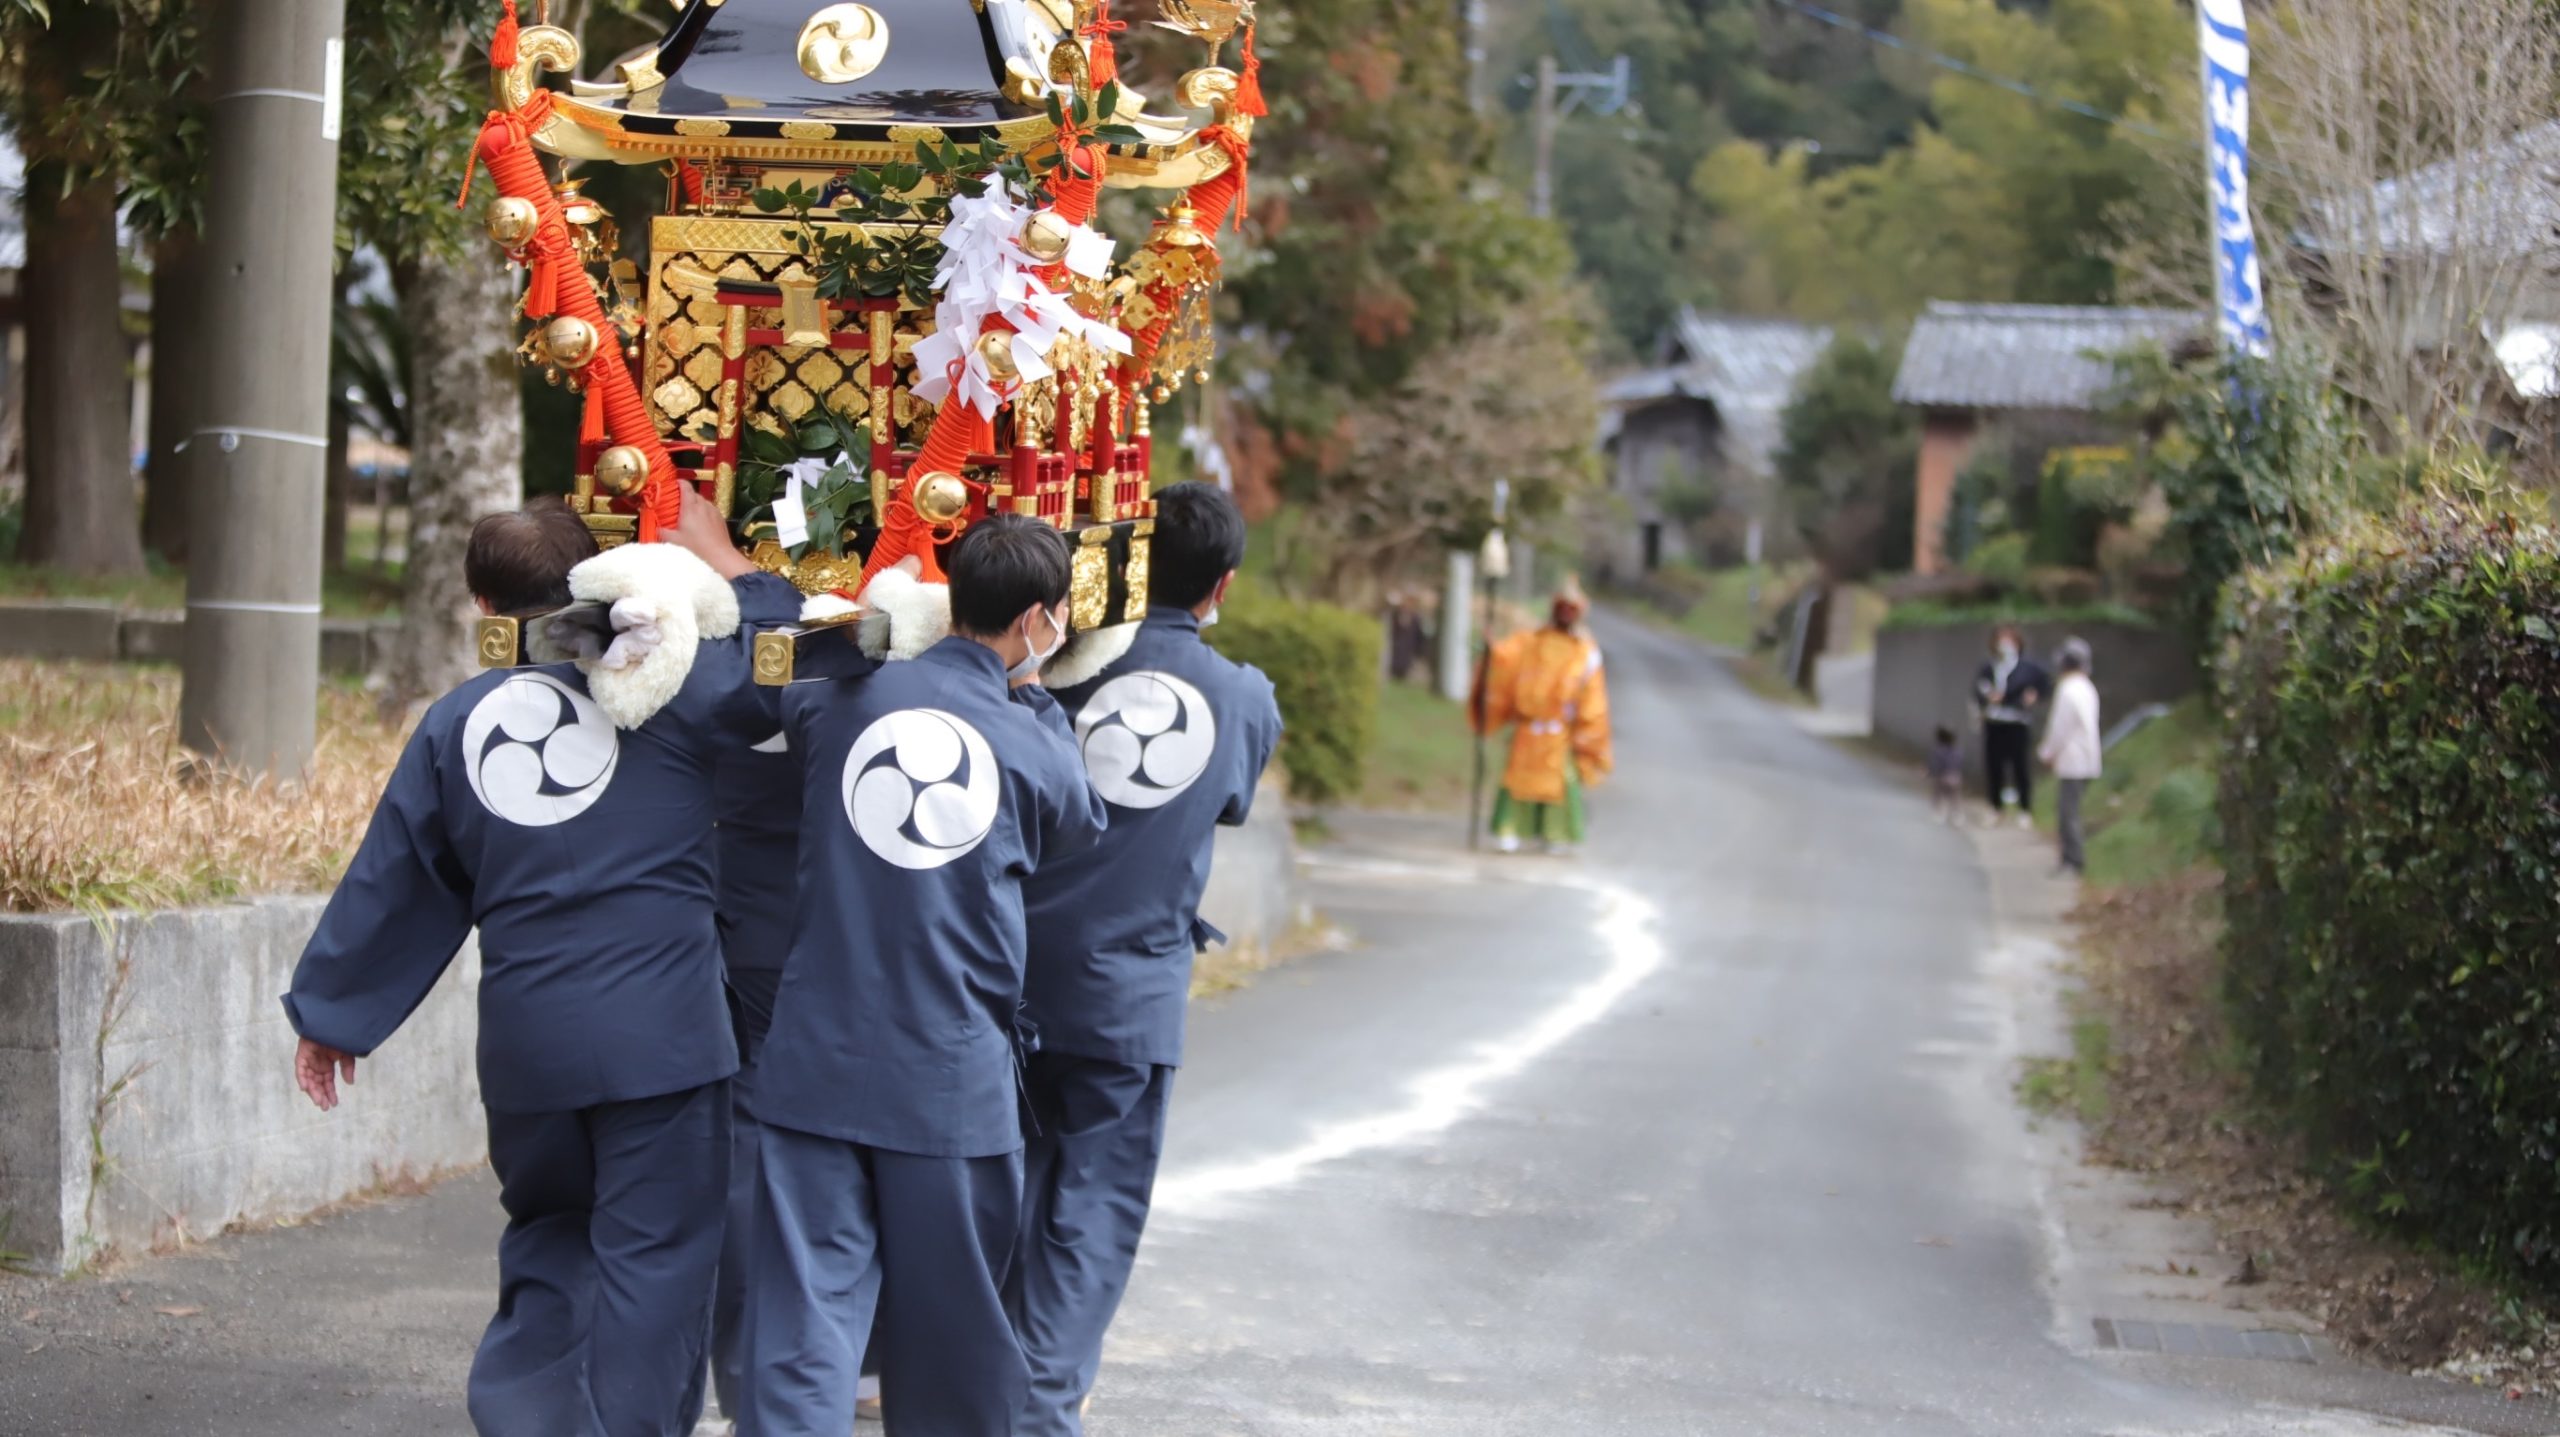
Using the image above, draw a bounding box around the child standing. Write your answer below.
[1926,725,1965,824]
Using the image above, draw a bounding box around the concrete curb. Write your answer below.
[1963,821,2560,1431]
[0,599,393,678]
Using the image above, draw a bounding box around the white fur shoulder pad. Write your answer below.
[1038,620,1140,690]
[802,591,860,623]
[855,566,953,661]
[549,543,741,730]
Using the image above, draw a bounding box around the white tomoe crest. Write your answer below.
[460,672,621,827]
[840,708,1001,869]
[1074,671,1217,811]
[751,730,790,754]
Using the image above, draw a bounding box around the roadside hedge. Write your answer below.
[1206,581,1380,806]
[2218,500,2560,1294]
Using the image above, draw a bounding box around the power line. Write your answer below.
[1767,0,2193,149]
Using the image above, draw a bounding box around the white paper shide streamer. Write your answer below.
[909,184,1132,423]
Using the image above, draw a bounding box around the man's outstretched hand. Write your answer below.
[668,484,757,580]
[295,1038,357,1111]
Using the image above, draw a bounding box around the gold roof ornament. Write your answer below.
[490,0,1262,190]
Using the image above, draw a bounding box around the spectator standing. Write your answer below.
[2039,645,2102,875]
[1973,624,2048,827]
[1385,590,1429,684]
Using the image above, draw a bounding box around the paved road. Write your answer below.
[0,612,2536,1436]
[1086,613,2509,1437]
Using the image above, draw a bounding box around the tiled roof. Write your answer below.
[2299,120,2560,262]
[1598,310,1833,474]
[1892,302,2202,411]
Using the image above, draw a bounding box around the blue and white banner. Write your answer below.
[2198,0,2271,356]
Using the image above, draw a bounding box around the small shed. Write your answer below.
[1593,309,1831,580]
[1890,302,2202,575]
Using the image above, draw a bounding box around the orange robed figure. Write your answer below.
[1472,579,1613,852]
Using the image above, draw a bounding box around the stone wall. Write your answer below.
[1195,779,1304,963]
[0,599,390,676]
[1871,619,2195,780]
[0,805,1298,1273]
[0,899,484,1273]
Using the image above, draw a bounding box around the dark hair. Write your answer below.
[1934,725,1956,746]
[948,514,1071,636]
[465,499,598,616]
[1147,481,1247,610]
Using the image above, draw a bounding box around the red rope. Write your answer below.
[1186,125,1251,230]
[474,100,680,541]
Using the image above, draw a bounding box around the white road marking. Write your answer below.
[1152,875,1666,1217]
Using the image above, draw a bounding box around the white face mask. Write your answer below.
[1007,603,1068,682]
[1996,640,2019,663]
[1200,605,1219,628]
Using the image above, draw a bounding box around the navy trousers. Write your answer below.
[1005,1054,1175,1437]
[469,1081,730,1437]
[735,1123,1025,1437]
[707,967,786,1421]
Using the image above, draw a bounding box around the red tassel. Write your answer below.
[1237,22,1266,118]
[579,380,606,446]
[1080,1,1126,90]
[490,0,519,71]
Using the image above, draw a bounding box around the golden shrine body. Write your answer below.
[484,0,1258,631]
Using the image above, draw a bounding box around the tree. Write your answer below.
[1773,335,1918,578]
[2250,0,2560,462]
[1573,0,2204,329]
[341,2,526,709]
[1,0,152,575]
[1224,0,1601,598]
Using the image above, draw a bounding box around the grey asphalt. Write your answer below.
[0,611,2538,1436]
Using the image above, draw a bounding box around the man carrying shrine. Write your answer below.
[283,491,802,1437]
[1473,576,1613,853]
[734,515,1107,1437]
[1007,482,1285,1435]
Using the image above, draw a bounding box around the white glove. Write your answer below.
[599,596,664,672]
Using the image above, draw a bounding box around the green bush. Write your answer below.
[2218,498,2560,1295]
[1962,531,2033,588]
[1205,581,1381,806]
[1881,599,2154,631]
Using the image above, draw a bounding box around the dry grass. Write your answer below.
[0,660,409,915]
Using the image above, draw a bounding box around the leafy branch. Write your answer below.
[704,408,876,561]
[749,137,1047,309]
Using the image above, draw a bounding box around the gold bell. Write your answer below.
[486,196,540,247]
[544,316,601,370]
[1150,206,1210,250]
[554,179,606,229]
[911,471,970,526]
[594,445,651,495]
[1020,210,1076,265]
[976,329,1021,383]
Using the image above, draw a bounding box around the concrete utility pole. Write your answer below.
[1528,53,1632,222]
[180,0,346,780]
